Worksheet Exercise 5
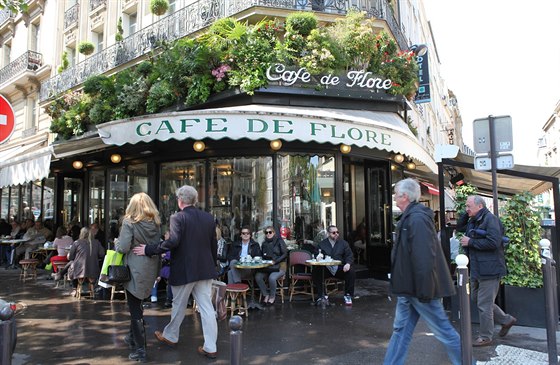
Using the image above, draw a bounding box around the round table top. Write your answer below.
[234,261,273,269]
[306,259,342,266]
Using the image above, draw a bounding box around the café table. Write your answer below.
[234,260,273,310]
[0,238,30,269]
[306,258,342,308]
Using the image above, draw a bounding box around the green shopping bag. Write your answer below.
[99,250,124,281]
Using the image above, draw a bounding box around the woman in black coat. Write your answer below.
[255,226,288,305]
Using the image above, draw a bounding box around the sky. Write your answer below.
[423,0,560,166]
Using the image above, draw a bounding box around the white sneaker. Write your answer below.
[151,296,158,303]
[344,295,352,306]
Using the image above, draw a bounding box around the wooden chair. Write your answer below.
[111,283,127,302]
[76,277,95,299]
[288,250,314,302]
[325,277,344,296]
[19,259,39,281]
[258,274,286,304]
[226,283,249,317]
[52,261,69,288]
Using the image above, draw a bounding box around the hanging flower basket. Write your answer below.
[150,0,169,16]
[78,41,95,56]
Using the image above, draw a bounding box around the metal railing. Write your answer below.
[0,51,43,86]
[40,0,408,101]
[90,0,106,12]
[64,3,79,30]
[0,8,14,26]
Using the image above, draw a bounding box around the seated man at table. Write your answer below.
[226,227,262,284]
[312,225,356,306]
[15,219,51,260]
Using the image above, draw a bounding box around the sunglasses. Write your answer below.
[265,231,274,234]
[241,232,250,235]
[330,231,339,234]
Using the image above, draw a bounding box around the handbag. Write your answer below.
[107,249,131,284]
[211,280,227,321]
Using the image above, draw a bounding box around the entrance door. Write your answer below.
[343,160,392,277]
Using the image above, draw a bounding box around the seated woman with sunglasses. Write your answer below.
[226,227,262,284]
[255,226,288,305]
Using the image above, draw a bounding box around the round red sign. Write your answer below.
[0,95,15,145]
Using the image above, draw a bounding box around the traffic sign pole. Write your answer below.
[489,115,499,216]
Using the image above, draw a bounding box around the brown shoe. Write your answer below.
[499,316,517,337]
[154,330,177,347]
[197,346,217,359]
[473,337,493,347]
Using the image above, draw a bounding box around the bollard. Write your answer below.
[456,254,473,365]
[539,239,558,365]
[229,315,243,365]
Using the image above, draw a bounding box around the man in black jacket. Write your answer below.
[458,195,516,347]
[383,178,461,365]
[134,185,219,359]
[312,225,355,306]
[226,227,262,284]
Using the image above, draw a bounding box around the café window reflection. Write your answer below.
[277,154,335,246]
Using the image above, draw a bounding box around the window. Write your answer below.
[42,178,55,222]
[168,0,176,14]
[30,22,40,52]
[0,188,8,220]
[63,178,82,227]
[66,47,75,67]
[277,154,335,243]
[3,43,10,67]
[26,97,37,130]
[127,12,137,36]
[89,170,105,227]
[94,31,104,52]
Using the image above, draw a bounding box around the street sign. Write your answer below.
[474,154,515,171]
[0,95,15,145]
[473,116,513,154]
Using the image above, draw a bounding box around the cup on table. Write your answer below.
[253,256,262,263]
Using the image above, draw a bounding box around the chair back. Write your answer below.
[289,250,312,274]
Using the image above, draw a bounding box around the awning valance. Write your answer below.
[0,143,52,188]
[97,105,438,173]
[421,181,440,195]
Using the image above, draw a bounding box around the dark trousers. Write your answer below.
[312,265,355,297]
[127,291,144,320]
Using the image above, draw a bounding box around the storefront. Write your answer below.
[44,87,438,276]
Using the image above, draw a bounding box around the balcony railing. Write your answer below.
[0,51,43,86]
[64,3,79,30]
[0,8,14,26]
[40,0,408,101]
[90,0,106,12]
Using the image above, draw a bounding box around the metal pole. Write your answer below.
[539,239,558,365]
[488,115,499,217]
[229,315,243,365]
[456,254,472,365]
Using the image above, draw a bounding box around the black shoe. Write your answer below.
[129,319,146,362]
[163,301,172,308]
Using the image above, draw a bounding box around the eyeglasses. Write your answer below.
[330,231,339,235]
[241,232,250,235]
[265,231,274,234]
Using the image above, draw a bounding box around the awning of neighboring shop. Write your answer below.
[0,140,52,188]
[96,104,438,173]
[420,181,439,195]
[51,131,108,159]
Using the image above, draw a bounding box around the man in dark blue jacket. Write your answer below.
[134,185,219,359]
[384,178,460,365]
[459,195,516,347]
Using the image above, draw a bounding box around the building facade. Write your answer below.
[0,0,462,277]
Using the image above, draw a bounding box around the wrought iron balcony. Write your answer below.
[0,8,14,26]
[0,51,43,86]
[64,3,79,30]
[90,0,106,12]
[40,0,408,101]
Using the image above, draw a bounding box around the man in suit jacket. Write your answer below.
[134,185,219,359]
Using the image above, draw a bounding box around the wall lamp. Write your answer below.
[406,160,416,170]
[340,144,352,154]
[270,139,282,151]
[193,141,206,152]
[393,154,405,163]
[110,154,122,164]
[72,160,83,169]
[411,44,428,57]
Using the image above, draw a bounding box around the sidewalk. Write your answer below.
[0,268,558,364]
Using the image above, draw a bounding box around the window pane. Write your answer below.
[160,161,206,233]
[127,164,148,203]
[31,181,42,220]
[10,187,19,222]
[21,184,33,220]
[277,154,335,245]
[63,178,82,227]
[210,157,272,243]
[43,178,55,222]
[108,168,126,241]
[1,188,8,220]
[89,170,105,227]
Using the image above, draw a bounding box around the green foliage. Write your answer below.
[150,0,169,16]
[0,0,28,13]
[453,184,478,216]
[501,192,543,288]
[116,17,124,42]
[285,12,318,36]
[78,41,95,55]
[47,92,91,139]
[49,11,421,139]
[57,51,69,74]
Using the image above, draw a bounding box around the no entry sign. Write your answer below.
[0,95,15,145]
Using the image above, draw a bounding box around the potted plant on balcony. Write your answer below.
[78,41,95,56]
[501,191,545,327]
[150,0,169,16]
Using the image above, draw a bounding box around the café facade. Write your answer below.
[21,62,436,277]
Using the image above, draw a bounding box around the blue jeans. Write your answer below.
[383,296,462,365]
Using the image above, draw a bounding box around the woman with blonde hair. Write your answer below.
[68,227,105,295]
[116,192,161,362]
